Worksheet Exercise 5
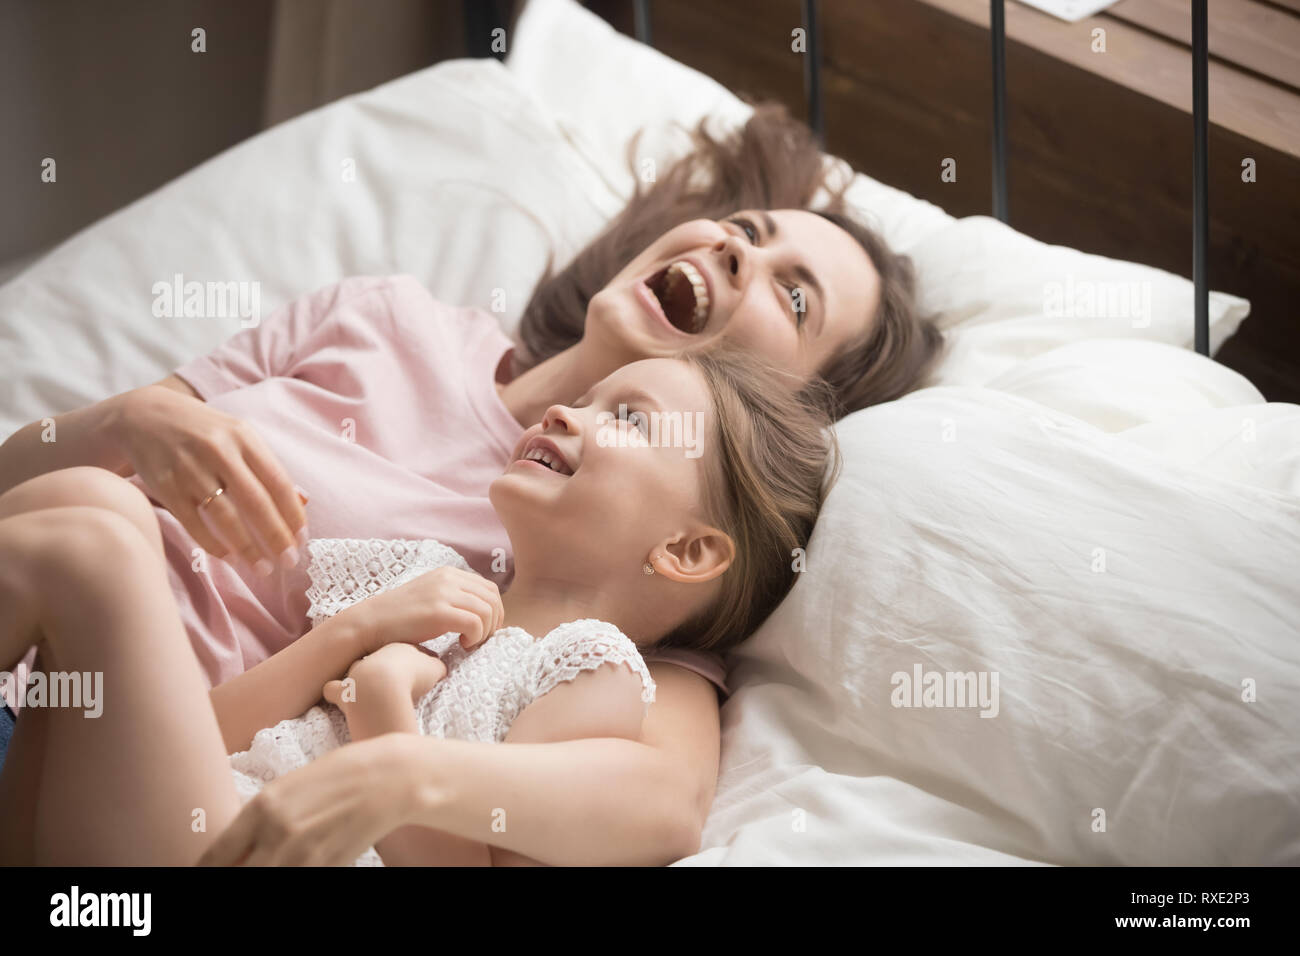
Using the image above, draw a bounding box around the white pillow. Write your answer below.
[979,339,1264,432]
[0,59,622,434]
[912,217,1250,385]
[711,386,1300,865]
[507,0,1251,387]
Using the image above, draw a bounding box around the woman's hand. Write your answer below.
[107,383,306,572]
[345,566,504,655]
[199,733,423,866]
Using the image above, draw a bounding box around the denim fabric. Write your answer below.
[0,703,12,773]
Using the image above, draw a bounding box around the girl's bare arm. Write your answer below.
[209,607,370,753]
[199,663,719,867]
[360,658,660,867]
[402,662,721,866]
[332,653,495,867]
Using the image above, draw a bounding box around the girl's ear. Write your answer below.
[650,527,735,584]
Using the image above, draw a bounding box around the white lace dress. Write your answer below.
[227,537,657,866]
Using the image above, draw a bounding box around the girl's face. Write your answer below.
[490,359,731,598]
[584,209,880,381]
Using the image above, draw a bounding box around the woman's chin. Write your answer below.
[585,297,678,362]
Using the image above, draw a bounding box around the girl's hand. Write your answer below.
[323,643,448,711]
[344,566,504,655]
[107,383,306,573]
[199,733,424,866]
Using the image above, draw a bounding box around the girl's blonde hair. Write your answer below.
[652,346,841,656]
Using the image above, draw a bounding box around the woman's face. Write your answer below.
[490,358,726,602]
[584,209,881,380]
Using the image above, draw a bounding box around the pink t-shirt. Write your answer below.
[139,274,729,699]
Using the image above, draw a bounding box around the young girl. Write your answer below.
[0,348,837,865]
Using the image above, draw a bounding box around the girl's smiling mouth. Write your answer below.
[514,435,574,476]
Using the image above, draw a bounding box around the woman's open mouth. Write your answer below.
[640,260,711,334]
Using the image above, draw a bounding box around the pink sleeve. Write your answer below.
[173,275,397,400]
[641,647,730,699]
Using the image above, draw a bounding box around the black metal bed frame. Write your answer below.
[488,0,1215,357]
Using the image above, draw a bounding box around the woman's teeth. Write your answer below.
[650,260,710,333]
[672,262,710,327]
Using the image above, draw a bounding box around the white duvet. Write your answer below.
[1,0,1297,866]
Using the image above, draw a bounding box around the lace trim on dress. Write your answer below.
[304,537,472,628]
[533,619,657,715]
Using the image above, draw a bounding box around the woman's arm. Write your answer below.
[0,375,305,569]
[0,375,193,494]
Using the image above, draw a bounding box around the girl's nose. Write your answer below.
[541,405,575,433]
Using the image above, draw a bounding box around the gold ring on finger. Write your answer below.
[197,486,225,510]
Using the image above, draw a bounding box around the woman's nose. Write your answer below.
[713,235,746,289]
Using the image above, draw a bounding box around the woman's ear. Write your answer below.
[649,527,735,584]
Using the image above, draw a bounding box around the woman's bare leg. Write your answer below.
[0,505,239,864]
[0,467,169,863]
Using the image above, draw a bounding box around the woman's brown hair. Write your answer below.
[515,100,945,419]
[650,346,841,657]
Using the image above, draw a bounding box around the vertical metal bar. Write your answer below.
[991,0,1009,223]
[803,0,824,147]
[1192,0,1210,356]
[463,0,481,57]
[464,0,506,60]
[634,0,653,46]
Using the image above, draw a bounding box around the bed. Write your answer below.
[1,0,1297,865]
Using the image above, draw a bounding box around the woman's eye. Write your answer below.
[728,216,758,244]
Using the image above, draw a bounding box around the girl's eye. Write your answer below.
[787,285,805,328]
[619,407,650,435]
[727,216,758,244]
